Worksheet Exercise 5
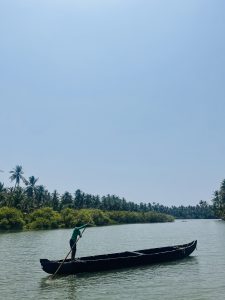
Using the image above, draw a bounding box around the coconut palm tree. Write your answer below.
[52,190,60,211]
[35,185,46,208]
[61,191,73,209]
[0,182,5,192]
[0,182,6,206]
[9,165,27,187]
[25,176,39,198]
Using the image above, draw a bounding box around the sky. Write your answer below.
[0,0,225,206]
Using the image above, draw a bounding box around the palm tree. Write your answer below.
[74,189,84,209]
[52,190,60,211]
[61,191,73,209]
[35,185,46,208]
[0,182,6,206]
[0,182,5,192]
[9,165,27,187]
[25,176,39,198]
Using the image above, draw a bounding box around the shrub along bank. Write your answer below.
[0,206,25,230]
[0,206,174,230]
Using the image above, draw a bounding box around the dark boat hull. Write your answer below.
[40,240,197,275]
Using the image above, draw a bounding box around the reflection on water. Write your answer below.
[0,220,225,300]
[39,256,199,300]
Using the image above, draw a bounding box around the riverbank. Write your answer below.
[0,206,174,231]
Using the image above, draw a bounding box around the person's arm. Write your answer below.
[77,223,89,238]
[77,223,89,230]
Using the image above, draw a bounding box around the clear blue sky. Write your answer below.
[0,0,225,206]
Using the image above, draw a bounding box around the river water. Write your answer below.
[0,219,225,300]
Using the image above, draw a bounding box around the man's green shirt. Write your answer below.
[71,224,88,241]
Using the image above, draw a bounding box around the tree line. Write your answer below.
[212,179,225,220]
[0,165,215,219]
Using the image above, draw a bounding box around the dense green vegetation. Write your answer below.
[0,165,217,231]
[0,206,25,230]
[148,200,215,219]
[212,179,225,220]
[0,207,174,230]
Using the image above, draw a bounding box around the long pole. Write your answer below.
[50,227,86,279]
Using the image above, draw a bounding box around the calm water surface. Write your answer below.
[0,220,225,300]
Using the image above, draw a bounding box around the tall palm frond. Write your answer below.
[0,182,5,192]
[25,176,39,198]
[9,165,27,187]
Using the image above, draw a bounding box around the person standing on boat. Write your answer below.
[70,223,89,260]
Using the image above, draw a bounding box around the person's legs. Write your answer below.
[70,239,77,260]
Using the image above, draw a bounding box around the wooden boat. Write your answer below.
[40,240,197,275]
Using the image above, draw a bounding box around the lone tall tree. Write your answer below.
[9,165,27,187]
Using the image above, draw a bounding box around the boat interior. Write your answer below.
[54,241,195,263]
